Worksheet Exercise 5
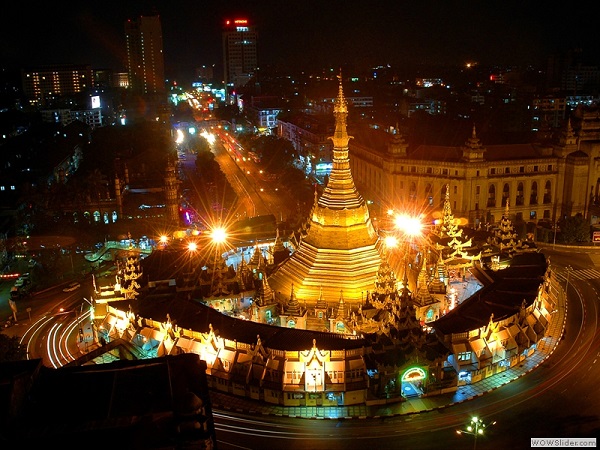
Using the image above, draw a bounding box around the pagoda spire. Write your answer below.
[318,72,365,211]
[440,184,459,237]
[285,284,302,316]
[266,75,383,307]
[413,253,434,308]
[330,72,351,149]
[462,124,486,161]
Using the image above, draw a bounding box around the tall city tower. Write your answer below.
[222,18,258,93]
[125,14,166,95]
[267,77,384,308]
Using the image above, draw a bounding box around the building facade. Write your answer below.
[348,111,600,229]
[125,14,165,95]
[21,64,94,107]
[222,18,258,93]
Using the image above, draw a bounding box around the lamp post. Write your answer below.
[552,219,560,249]
[185,240,199,286]
[565,265,572,300]
[82,297,98,345]
[456,416,495,450]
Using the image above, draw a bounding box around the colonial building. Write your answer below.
[349,109,600,228]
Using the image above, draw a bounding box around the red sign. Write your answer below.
[593,231,600,242]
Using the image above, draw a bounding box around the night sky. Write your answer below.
[2,1,599,83]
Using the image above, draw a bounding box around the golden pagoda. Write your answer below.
[267,76,383,307]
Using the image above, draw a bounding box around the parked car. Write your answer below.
[63,282,81,292]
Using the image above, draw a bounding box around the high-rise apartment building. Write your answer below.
[125,14,165,95]
[222,18,258,93]
[21,64,94,107]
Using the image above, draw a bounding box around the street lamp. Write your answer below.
[393,212,424,239]
[82,297,98,345]
[159,234,169,248]
[565,265,573,299]
[456,416,496,450]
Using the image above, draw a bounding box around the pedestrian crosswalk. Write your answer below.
[553,268,600,283]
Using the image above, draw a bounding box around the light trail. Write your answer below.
[21,315,55,360]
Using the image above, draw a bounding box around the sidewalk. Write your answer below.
[210,286,566,420]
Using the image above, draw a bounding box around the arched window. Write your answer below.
[487,185,496,207]
[530,182,538,205]
[112,211,118,223]
[516,182,524,205]
[93,211,101,222]
[543,180,552,204]
[502,183,510,207]
[103,212,109,224]
[425,183,433,206]
[287,319,296,328]
[409,182,417,202]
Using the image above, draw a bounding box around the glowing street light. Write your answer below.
[209,226,228,245]
[394,213,424,238]
[383,234,399,251]
[456,416,496,450]
[159,235,169,248]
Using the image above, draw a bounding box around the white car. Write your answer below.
[63,282,81,292]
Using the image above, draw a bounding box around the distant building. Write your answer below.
[222,18,258,94]
[531,95,567,131]
[21,64,94,107]
[244,96,282,133]
[114,72,130,89]
[277,112,334,175]
[349,111,600,228]
[124,14,166,95]
[40,108,103,128]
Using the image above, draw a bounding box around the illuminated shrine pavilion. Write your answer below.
[267,77,384,307]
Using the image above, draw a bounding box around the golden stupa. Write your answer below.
[267,76,384,307]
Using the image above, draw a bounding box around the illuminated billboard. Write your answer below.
[91,95,101,109]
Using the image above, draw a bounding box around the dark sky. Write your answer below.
[2,1,599,82]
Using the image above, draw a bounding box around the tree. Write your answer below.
[195,150,220,184]
[251,135,295,174]
[189,134,211,154]
[560,214,591,244]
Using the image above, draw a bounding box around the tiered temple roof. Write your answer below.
[490,200,536,255]
[267,77,383,307]
[429,184,481,271]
